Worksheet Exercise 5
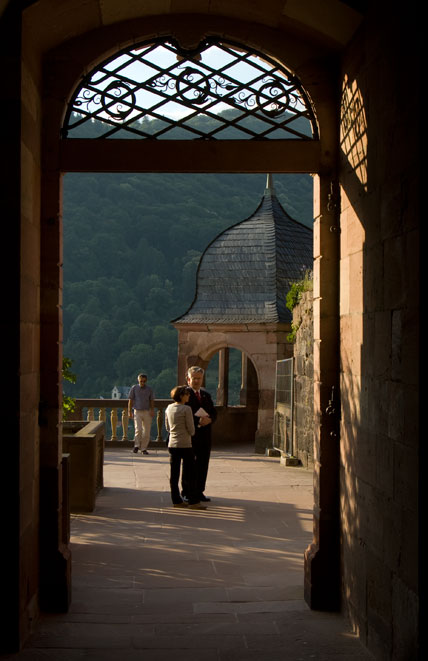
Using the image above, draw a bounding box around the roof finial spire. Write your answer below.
[265,173,275,196]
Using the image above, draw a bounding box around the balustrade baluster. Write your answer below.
[110,409,118,441]
[156,407,164,442]
[73,399,170,444]
[121,409,129,440]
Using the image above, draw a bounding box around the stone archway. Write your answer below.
[180,345,260,449]
[174,325,293,453]
[3,3,419,657]
[38,11,340,626]
[208,348,260,449]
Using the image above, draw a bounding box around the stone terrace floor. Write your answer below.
[3,445,374,660]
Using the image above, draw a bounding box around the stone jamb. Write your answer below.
[304,173,341,610]
[1,5,26,652]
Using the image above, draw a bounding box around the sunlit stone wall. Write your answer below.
[339,8,419,659]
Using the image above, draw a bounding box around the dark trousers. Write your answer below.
[182,437,211,498]
[168,447,199,505]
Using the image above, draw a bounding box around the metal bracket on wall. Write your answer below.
[327,181,341,233]
[325,386,341,439]
[325,385,336,416]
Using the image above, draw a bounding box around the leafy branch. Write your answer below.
[62,356,77,420]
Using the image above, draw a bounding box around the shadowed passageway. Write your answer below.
[3,447,372,660]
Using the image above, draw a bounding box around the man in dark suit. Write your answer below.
[182,365,217,503]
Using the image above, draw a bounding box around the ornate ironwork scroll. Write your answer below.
[62,38,318,140]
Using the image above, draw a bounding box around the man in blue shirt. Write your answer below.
[128,373,154,455]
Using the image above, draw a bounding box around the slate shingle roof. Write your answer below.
[173,178,313,324]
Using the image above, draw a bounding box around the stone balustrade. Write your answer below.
[68,399,172,443]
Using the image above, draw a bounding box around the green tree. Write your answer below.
[69,312,100,343]
[114,344,152,380]
[151,367,177,398]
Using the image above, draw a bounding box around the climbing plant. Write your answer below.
[286,270,313,312]
[286,270,313,342]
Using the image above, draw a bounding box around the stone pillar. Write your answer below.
[175,327,210,383]
[1,6,28,652]
[176,331,189,383]
[216,347,229,406]
[246,356,259,411]
[304,174,341,610]
[39,168,71,612]
[39,50,72,613]
[240,352,259,409]
[239,352,248,405]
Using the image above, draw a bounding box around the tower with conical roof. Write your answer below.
[174,175,312,325]
[172,175,313,452]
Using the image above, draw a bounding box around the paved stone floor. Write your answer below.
[3,445,374,660]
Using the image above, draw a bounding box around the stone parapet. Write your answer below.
[62,420,105,512]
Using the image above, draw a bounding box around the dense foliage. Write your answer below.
[63,125,313,399]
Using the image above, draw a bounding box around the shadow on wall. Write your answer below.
[339,74,368,633]
[339,66,418,658]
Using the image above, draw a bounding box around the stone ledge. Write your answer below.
[280,454,301,466]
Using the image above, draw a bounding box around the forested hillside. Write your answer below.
[63,168,313,399]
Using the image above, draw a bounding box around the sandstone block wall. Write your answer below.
[292,290,314,469]
[1,10,43,648]
[339,7,419,659]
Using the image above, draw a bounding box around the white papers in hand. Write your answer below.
[195,407,209,417]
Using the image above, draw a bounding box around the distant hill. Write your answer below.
[65,107,313,140]
[63,115,313,399]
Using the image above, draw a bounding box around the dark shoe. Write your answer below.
[199,494,211,502]
[132,447,139,454]
[142,450,149,455]
[173,502,188,508]
[188,502,207,510]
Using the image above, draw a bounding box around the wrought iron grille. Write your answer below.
[62,38,318,140]
[273,357,294,453]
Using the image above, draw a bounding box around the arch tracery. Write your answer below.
[62,37,319,141]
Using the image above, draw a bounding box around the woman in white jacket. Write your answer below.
[165,385,207,509]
